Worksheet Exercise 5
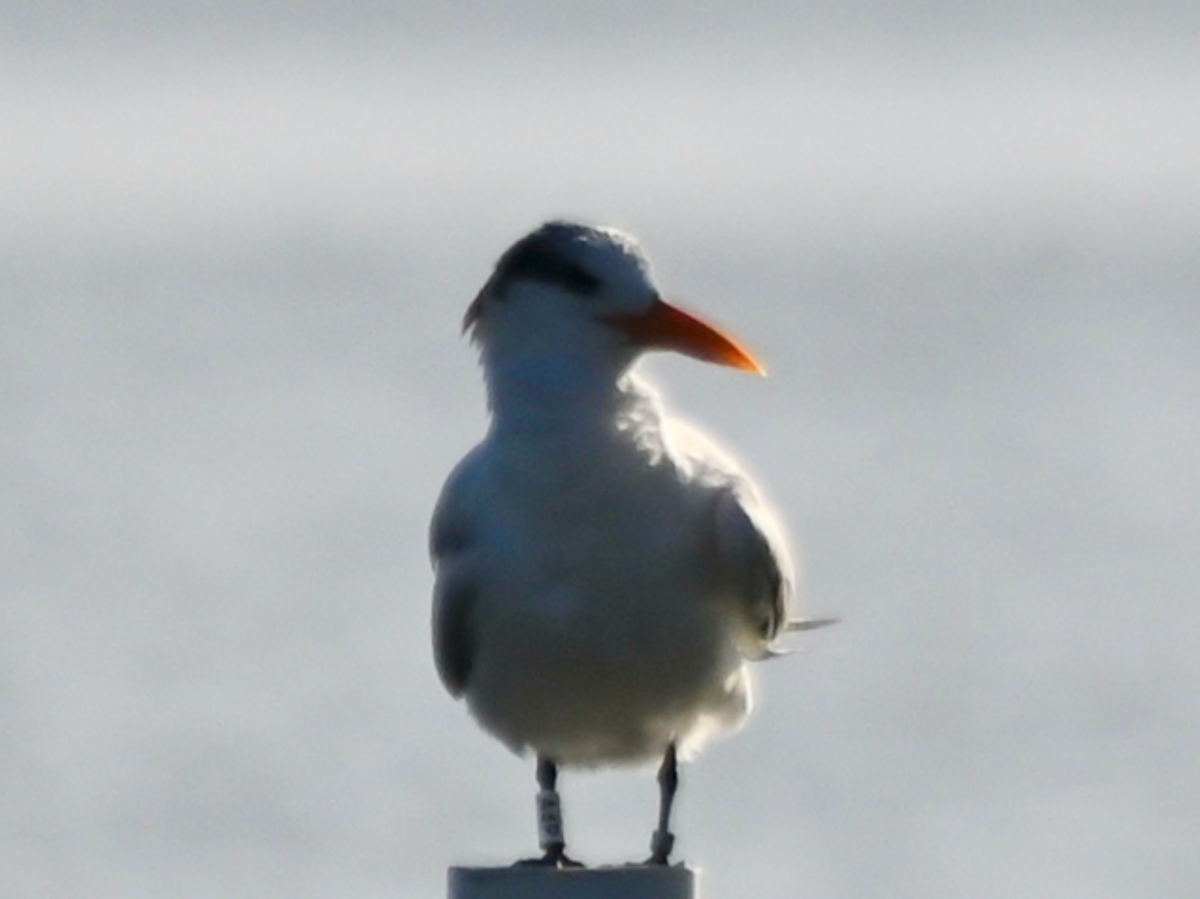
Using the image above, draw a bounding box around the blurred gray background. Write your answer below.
[3,2,1198,898]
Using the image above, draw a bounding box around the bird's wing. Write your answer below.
[710,482,796,659]
[662,415,810,659]
[429,447,487,697]
[711,488,839,655]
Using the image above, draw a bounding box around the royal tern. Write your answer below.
[430,221,832,866]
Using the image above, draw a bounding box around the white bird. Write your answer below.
[430,221,833,867]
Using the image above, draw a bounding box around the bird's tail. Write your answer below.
[757,617,839,660]
[785,617,840,632]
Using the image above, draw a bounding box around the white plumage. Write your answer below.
[429,221,830,865]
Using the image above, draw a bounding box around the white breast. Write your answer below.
[452,389,757,766]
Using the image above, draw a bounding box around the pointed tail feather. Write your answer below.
[755,617,840,661]
[785,617,840,632]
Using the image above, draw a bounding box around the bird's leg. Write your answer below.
[647,742,679,865]
[535,756,568,863]
[517,755,584,867]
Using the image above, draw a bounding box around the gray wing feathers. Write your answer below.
[431,570,475,696]
[711,486,795,658]
[429,451,484,697]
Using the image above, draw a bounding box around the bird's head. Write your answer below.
[464,221,764,380]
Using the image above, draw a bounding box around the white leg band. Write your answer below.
[536,789,564,850]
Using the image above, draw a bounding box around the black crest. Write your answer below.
[490,222,603,299]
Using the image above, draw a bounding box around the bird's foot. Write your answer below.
[643,830,676,866]
[515,843,585,869]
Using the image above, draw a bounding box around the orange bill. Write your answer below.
[607,298,765,374]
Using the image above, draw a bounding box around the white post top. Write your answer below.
[448,865,698,899]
